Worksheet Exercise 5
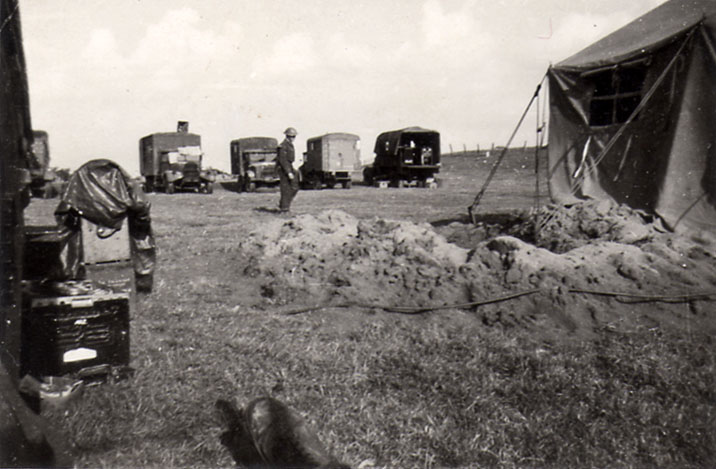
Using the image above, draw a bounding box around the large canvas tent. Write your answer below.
[547,0,716,234]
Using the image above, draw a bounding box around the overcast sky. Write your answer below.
[21,0,664,175]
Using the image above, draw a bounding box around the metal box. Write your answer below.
[84,260,136,317]
[81,219,131,264]
[21,280,130,378]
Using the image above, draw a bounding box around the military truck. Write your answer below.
[139,122,214,194]
[229,137,279,192]
[300,133,361,189]
[28,130,60,198]
[363,127,440,188]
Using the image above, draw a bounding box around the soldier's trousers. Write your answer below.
[279,172,299,211]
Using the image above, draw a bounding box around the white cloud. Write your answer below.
[82,28,119,60]
[325,32,373,69]
[421,0,474,48]
[251,32,317,78]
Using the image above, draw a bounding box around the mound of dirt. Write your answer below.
[443,199,659,254]
[239,204,716,339]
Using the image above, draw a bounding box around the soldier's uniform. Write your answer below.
[276,128,299,212]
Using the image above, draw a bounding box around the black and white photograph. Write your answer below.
[2,0,715,467]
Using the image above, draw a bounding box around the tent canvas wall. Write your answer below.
[547,0,716,234]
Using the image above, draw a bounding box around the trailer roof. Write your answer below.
[307,132,360,143]
[141,132,201,140]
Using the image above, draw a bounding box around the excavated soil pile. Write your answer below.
[442,199,659,253]
[239,202,716,339]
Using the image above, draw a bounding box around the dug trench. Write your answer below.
[236,199,716,343]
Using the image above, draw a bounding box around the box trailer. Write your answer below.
[300,133,361,189]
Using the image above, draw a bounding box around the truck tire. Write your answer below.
[341,180,352,189]
[166,182,175,194]
[205,183,213,194]
[248,182,256,192]
[363,166,374,185]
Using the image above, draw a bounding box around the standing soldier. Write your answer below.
[277,127,299,212]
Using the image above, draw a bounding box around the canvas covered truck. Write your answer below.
[363,127,440,188]
[300,133,361,189]
[139,122,214,194]
[230,137,279,192]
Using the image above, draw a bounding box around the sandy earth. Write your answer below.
[238,199,716,342]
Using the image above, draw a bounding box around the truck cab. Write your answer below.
[230,137,279,192]
[139,122,214,194]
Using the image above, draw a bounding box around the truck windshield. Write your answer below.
[246,150,276,163]
[168,145,203,164]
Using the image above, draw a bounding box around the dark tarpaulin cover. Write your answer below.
[54,159,156,283]
[547,0,716,234]
[373,127,440,156]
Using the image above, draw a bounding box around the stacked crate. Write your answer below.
[20,219,134,379]
[80,219,136,312]
[21,281,130,378]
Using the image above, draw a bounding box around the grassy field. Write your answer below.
[26,150,716,468]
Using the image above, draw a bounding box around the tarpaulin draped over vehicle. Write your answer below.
[373,127,440,157]
[547,0,716,234]
[54,159,156,283]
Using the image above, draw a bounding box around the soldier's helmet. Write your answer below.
[284,127,298,137]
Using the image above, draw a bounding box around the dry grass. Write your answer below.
[27,152,716,468]
[44,309,716,468]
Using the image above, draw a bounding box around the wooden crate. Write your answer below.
[81,219,130,264]
[81,219,136,316]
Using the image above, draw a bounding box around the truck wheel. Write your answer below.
[166,182,175,194]
[205,183,213,194]
[341,180,352,189]
[248,182,256,192]
[363,167,374,185]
